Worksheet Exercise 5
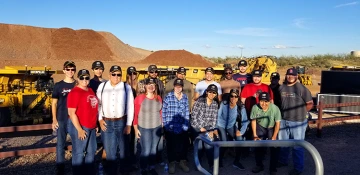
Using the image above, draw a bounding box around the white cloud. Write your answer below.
[273,45,287,49]
[261,45,313,49]
[203,44,211,48]
[215,28,274,37]
[334,1,358,8]
[292,18,309,29]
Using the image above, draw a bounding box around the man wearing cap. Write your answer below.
[270,72,281,108]
[89,61,107,93]
[96,65,135,175]
[277,68,313,175]
[250,92,281,175]
[51,60,76,175]
[193,67,222,101]
[137,64,165,98]
[162,78,190,173]
[165,67,194,107]
[233,60,252,88]
[219,67,241,100]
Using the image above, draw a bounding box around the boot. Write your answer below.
[179,160,190,173]
[169,162,176,174]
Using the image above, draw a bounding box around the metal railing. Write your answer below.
[193,135,324,175]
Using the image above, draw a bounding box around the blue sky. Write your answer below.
[1,0,359,58]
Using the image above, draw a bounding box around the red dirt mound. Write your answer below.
[139,50,215,67]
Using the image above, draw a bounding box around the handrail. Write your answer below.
[194,135,324,175]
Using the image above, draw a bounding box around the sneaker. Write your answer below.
[179,160,190,173]
[252,166,264,173]
[289,169,302,175]
[232,161,245,170]
[169,162,176,174]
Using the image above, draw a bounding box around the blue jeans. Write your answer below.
[138,125,162,170]
[278,119,308,172]
[68,120,97,175]
[101,119,127,174]
[56,119,68,166]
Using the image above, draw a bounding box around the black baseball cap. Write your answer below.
[271,72,280,79]
[77,69,90,78]
[148,65,157,72]
[63,60,76,68]
[252,70,262,77]
[230,88,239,96]
[92,61,104,70]
[258,92,270,102]
[177,67,186,74]
[127,66,137,74]
[206,84,218,93]
[110,65,121,73]
[205,67,214,74]
[145,78,156,84]
[286,68,298,76]
[173,78,184,87]
[238,60,247,67]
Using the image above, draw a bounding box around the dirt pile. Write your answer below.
[139,50,215,67]
[0,23,144,61]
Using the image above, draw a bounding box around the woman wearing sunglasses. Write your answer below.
[190,84,220,172]
[216,88,249,170]
[67,69,99,175]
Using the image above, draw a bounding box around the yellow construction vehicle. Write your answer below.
[296,66,313,85]
[244,55,278,84]
[0,66,61,126]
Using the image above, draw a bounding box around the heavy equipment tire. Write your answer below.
[0,107,11,127]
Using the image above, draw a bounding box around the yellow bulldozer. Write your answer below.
[296,66,313,85]
[0,66,61,126]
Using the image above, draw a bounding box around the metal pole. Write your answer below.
[213,145,220,175]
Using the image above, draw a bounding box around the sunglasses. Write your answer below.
[207,91,217,94]
[230,95,238,98]
[79,76,90,80]
[149,71,158,74]
[225,72,233,75]
[111,73,122,77]
[130,72,137,75]
[65,68,76,72]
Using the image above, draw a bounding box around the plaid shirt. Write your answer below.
[162,91,190,134]
[191,97,218,130]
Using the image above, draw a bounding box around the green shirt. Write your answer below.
[250,103,281,128]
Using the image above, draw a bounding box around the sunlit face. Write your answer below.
[229,93,238,105]
[145,83,156,93]
[224,70,233,80]
[239,66,247,73]
[206,90,217,100]
[109,71,122,85]
[253,76,262,84]
[78,75,90,87]
[286,75,297,84]
[176,72,185,80]
[174,85,183,94]
[205,72,214,81]
[63,66,76,78]
[259,100,270,111]
[93,67,104,77]
[148,70,158,78]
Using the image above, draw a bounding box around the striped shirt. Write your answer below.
[191,97,218,130]
[162,91,190,134]
[133,94,162,129]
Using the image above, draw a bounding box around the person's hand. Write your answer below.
[52,121,59,131]
[96,127,99,133]
[208,131,214,139]
[99,120,107,131]
[78,129,87,140]
[254,136,261,141]
[123,126,131,135]
[135,130,141,139]
[236,130,241,137]
[200,128,206,132]
[271,137,277,140]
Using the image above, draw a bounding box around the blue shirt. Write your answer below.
[216,102,249,135]
[162,91,190,134]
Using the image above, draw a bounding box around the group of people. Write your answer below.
[51,59,313,175]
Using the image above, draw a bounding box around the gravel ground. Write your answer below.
[1,121,359,175]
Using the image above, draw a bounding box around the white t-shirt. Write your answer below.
[195,80,222,96]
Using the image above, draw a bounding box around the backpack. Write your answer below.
[100,81,128,117]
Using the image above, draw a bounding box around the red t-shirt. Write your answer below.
[241,83,274,116]
[67,86,99,129]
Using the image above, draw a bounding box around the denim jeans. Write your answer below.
[191,127,214,167]
[138,125,162,170]
[254,123,278,172]
[165,131,188,163]
[278,119,308,172]
[101,119,127,174]
[68,120,97,175]
[56,119,68,166]
[217,126,243,163]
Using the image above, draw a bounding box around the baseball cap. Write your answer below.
[224,67,233,73]
[286,68,298,76]
[127,66,137,74]
[63,61,76,68]
[77,69,90,78]
[205,67,214,74]
[110,65,121,73]
[148,65,157,72]
[270,72,280,79]
[177,67,186,74]
[173,78,184,87]
[206,84,218,93]
[229,88,239,96]
[258,92,270,102]
[92,61,104,70]
[238,60,247,67]
[252,70,262,77]
[145,78,156,84]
